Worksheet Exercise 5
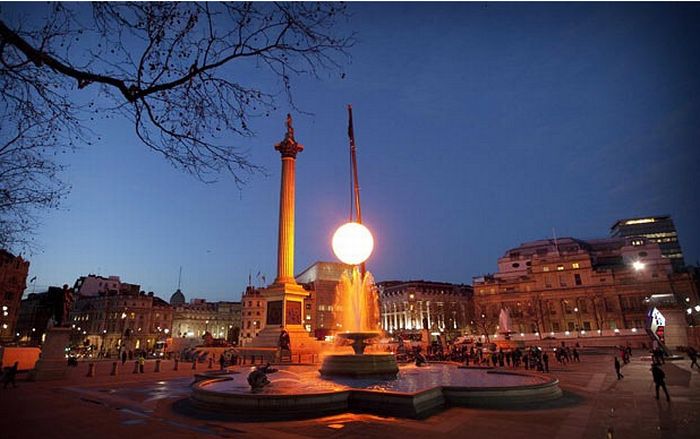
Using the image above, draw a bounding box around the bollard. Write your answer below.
[110,362,118,376]
[208,357,214,369]
[192,359,197,370]
[154,359,161,373]
[132,360,139,374]
[173,358,179,371]
[86,362,96,377]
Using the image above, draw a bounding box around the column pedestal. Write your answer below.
[249,283,320,353]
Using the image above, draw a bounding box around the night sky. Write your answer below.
[12,2,700,301]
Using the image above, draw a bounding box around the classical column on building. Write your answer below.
[249,115,319,353]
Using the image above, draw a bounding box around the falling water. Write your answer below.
[334,267,380,333]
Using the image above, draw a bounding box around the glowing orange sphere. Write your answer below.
[332,222,374,265]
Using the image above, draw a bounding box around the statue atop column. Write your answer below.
[275,114,304,158]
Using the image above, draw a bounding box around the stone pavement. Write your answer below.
[0,350,698,438]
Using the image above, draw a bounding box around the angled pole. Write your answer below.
[347,105,366,276]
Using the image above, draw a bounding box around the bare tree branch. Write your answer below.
[0,2,353,252]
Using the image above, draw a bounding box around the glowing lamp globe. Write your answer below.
[332,222,374,265]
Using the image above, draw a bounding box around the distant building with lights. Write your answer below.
[611,215,686,272]
[240,286,265,345]
[171,293,241,343]
[69,279,173,354]
[377,280,473,335]
[472,236,698,346]
[0,249,29,343]
[16,286,64,344]
[296,261,353,339]
[72,274,140,297]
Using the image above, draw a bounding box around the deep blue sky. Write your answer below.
[15,2,700,301]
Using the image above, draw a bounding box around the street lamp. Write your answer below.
[632,261,645,271]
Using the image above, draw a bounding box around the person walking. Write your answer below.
[121,350,127,366]
[651,363,670,401]
[543,352,550,373]
[614,357,624,380]
[573,347,580,363]
[688,347,699,369]
[2,361,19,389]
[219,353,226,370]
[138,355,145,373]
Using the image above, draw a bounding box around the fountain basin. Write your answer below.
[189,363,563,420]
[320,353,399,377]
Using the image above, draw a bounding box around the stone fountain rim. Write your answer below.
[192,366,559,398]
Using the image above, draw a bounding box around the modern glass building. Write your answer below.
[611,215,685,272]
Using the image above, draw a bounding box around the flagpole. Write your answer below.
[347,104,366,277]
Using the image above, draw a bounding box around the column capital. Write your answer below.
[275,114,304,158]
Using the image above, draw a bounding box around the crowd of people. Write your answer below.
[394,334,582,373]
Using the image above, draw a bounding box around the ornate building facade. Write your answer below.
[69,288,173,354]
[472,237,699,341]
[0,249,29,343]
[170,291,242,343]
[378,280,473,335]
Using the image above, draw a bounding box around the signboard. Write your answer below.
[647,307,666,343]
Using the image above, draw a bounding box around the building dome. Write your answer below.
[170,289,185,306]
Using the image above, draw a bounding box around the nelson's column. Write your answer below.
[249,115,319,353]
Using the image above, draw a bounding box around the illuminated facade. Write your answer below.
[378,280,473,334]
[0,249,29,343]
[171,294,242,343]
[70,290,173,354]
[472,236,698,340]
[611,215,685,272]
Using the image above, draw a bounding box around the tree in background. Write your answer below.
[0,2,353,251]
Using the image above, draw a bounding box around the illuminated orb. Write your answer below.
[632,261,646,271]
[332,222,374,265]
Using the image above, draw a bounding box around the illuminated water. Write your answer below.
[335,267,380,333]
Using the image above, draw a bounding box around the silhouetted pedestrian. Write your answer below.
[614,357,623,380]
[573,348,580,362]
[688,347,699,369]
[651,363,670,401]
[121,350,127,366]
[2,361,18,389]
[543,352,550,372]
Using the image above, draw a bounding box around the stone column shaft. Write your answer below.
[276,157,296,284]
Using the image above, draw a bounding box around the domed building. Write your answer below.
[170,289,186,306]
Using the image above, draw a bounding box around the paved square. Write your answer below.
[1,349,698,438]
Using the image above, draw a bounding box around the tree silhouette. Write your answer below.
[0,2,352,251]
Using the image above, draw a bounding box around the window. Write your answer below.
[512,263,520,268]
[557,265,564,271]
[574,274,582,286]
[552,322,560,331]
[583,321,591,331]
[559,275,567,287]
[567,322,575,331]
[572,263,580,269]
[544,276,552,288]
[543,266,550,272]
[638,251,648,257]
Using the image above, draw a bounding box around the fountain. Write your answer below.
[319,265,399,377]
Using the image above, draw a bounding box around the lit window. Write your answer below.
[572,263,580,269]
[557,265,564,271]
[543,267,550,272]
